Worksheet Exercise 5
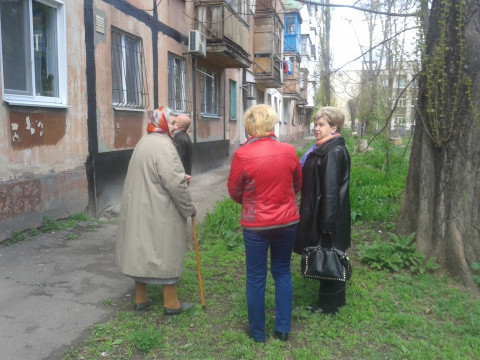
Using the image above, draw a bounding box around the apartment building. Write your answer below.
[0,0,313,240]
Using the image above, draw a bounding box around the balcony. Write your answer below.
[253,14,283,88]
[284,33,301,53]
[256,0,284,13]
[253,54,282,88]
[194,1,251,68]
[283,54,305,102]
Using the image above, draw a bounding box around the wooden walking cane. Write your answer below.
[192,217,206,310]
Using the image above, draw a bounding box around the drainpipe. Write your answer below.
[192,56,197,143]
[223,70,226,140]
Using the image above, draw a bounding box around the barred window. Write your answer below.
[168,53,187,113]
[201,68,219,116]
[111,28,148,108]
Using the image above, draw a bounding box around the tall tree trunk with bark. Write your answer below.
[396,0,480,291]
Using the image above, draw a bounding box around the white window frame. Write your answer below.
[168,53,187,113]
[0,0,68,108]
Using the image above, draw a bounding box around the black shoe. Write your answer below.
[306,305,337,315]
[163,301,194,316]
[274,331,289,342]
[135,298,153,312]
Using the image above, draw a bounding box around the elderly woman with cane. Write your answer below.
[228,104,302,342]
[116,106,197,315]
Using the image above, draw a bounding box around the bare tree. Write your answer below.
[397,0,480,290]
[316,0,333,106]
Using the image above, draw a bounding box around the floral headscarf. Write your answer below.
[147,106,171,135]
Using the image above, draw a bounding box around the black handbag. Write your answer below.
[301,236,352,281]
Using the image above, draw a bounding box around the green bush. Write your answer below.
[128,327,163,353]
[472,262,480,286]
[357,232,439,274]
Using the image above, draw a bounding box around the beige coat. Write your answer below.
[116,133,196,279]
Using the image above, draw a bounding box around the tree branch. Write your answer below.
[295,0,420,18]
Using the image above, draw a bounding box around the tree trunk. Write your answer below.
[396,0,480,291]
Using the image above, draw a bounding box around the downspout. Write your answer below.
[84,0,98,216]
[223,70,226,140]
[153,2,158,108]
[192,56,197,143]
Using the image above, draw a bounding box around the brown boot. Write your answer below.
[134,281,152,312]
[162,284,193,315]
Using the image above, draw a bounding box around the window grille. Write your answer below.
[168,54,188,113]
[111,29,148,108]
[201,68,219,116]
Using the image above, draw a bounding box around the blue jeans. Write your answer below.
[243,224,297,342]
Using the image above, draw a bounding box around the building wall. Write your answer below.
[1,0,314,240]
[0,1,89,241]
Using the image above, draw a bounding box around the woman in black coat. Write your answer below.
[294,106,351,314]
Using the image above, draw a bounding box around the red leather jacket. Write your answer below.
[227,135,302,229]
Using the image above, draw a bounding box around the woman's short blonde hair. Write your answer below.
[315,106,345,132]
[244,104,277,137]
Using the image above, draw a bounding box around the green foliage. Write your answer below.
[4,231,27,246]
[128,327,163,353]
[472,262,480,286]
[349,135,410,227]
[358,232,439,274]
[102,298,116,306]
[2,213,102,247]
[200,197,242,247]
[40,215,77,232]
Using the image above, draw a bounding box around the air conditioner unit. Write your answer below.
[188,30,206,57]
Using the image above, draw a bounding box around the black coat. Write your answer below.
[173,130,193,175]
[294,136,351,254]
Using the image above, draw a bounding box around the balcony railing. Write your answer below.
[253,54,282,88]
[255,0,284,13]
[195,1,249,52]
[284,33,301,53]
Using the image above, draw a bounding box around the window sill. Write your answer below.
[113,106,146,112]
[201,114,221,119]
[4,99,70,109]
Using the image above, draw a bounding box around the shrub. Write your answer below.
[357,232,439,274]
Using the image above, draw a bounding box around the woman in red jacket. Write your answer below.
[228,104,302,343]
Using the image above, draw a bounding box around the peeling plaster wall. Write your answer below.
[0,1,89,241]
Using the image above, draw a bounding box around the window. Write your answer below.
[1,0,67,107]
[229,80,237,120]
[168,53,187,113]
[394,116,406,125]
[201,68,219,116]
[285,14,296,34]
[299,70,305,90]
[111,28,148,108]
[397,76,407,89]
[397,97,406,107]
[301,38,308,55]
[227,0,249,23]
